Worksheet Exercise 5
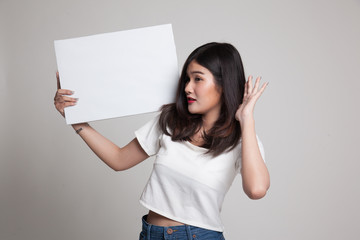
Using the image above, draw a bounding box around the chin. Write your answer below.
[188,108,202,115]
[187,107,197,114]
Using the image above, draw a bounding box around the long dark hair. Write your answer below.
[159,42,246,157]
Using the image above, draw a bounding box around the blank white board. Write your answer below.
[54,24,179,124]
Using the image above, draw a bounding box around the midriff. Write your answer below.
[146,210,185,226]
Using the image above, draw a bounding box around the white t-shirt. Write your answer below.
[135,113,265,232]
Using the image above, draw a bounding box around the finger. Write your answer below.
[62,96,78,102]
[253,82,268,100]
[252,76,261,94]
[54,90,72,101]
[243,78,248,97]
[56,71,61,90]
[247,75,253,95]
[257,82,269,96]
[54,96,78,104]
[56,89,74,95]
[55,101,76,110]
[63,101,77,107]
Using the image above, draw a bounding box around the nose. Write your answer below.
[184,79,193,95]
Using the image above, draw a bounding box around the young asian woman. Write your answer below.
[54,42,270,240]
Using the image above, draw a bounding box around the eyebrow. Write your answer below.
[188,71,205,75]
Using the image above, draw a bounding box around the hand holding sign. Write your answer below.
[54,24,178,124]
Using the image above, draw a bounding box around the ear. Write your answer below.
[216,84,223,95]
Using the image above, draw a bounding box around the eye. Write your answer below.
[195,77,202,81]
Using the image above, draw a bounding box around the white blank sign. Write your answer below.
[54,24,179,124]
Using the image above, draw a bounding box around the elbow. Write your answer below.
[110,161,128,172]
[103,161,126,172]
[110,155,130,172]
[247,187,269,200]
[112,162,134,172]
[113,165,129,172]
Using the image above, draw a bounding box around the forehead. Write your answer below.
[187,60,211,75]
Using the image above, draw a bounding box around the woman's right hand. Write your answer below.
[54,71,78,118]
[53,72,148,171]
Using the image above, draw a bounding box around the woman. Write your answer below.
[54,42,270,240]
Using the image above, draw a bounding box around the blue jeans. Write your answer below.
[139,214,225,240]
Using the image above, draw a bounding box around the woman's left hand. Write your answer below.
[235,75,268,123]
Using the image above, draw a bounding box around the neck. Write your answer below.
[201,111,219,132]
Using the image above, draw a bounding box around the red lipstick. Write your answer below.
[187,97,196,103]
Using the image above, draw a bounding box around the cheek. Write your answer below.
[210,93,222,105]
[205,86,222,103]
[199,84,214,97]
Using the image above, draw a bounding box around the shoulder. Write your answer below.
[134,113,163,157]
[136,113,162,134]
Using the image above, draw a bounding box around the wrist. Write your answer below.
[239,117,255,129]
[239,116,255,124]
[72,122,89,133]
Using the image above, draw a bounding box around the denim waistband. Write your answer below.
[140,214,225,240]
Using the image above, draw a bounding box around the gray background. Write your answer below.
[1,0,359,239]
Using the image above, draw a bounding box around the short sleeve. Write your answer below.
[235,134,266,174]
[134,114,162,157]
[257,135,266,163]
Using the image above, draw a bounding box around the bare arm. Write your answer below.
[72,123,149,171]
[240,118,270,199]
[235,75,270,200]
[54,72,149,171]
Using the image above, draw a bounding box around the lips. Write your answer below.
[187,97,196,103]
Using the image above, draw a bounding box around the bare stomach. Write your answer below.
[146,210,185,226]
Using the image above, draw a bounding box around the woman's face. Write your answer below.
[185,60,222,120]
